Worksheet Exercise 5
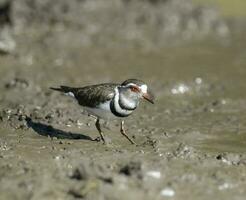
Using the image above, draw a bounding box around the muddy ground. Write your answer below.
[1,36,246,199]
[1,1,246,200]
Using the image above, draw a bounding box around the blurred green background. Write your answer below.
[194,0,246,17]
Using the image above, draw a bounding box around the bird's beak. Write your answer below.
[142,91,154,104]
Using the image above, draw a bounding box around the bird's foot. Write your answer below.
[120,130,137,145]
[92,136,112,145]
[92,136,102,142]
[129,139,137,145]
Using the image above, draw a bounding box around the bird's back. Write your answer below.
[75,83,118,107]
[51,83,118,108]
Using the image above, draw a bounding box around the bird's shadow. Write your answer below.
[26,117,93,141]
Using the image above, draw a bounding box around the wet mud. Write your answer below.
[1,1,246,199]
[1,34,246,199]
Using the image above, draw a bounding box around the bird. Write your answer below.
[50,79,154,144]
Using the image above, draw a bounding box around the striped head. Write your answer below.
[120,79,154,105]
[110,79,155,118]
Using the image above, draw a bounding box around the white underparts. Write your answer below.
[65,92,75,98]
[83,100,114,120]
[119,94,137,109]
[113,87,133,116]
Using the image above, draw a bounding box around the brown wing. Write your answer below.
[74,83,117,107]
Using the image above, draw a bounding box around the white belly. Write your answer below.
[83,101,116,120]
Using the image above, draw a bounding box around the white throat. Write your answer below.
[113,87,133,116]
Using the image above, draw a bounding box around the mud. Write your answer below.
[0,0,231,54]
[1,33,246,199]
[1,1,246,200]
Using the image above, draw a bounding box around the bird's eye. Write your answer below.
[130,86,139,92]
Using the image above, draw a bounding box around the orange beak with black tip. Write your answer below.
[142,91,154,104]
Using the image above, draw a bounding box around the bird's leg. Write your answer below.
[120,120,136,145]
[95,118,106,143]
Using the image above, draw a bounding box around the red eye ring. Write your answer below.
[130,86,140,93]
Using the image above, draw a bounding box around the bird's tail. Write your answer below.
[50,85,74,93]
[50,86,77,98]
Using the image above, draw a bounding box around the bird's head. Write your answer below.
[120,79,154,104]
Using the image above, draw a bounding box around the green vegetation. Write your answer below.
[193,0,246,17]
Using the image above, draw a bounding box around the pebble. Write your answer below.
[146,171,161,179]
[160,188,175,197]
[218,182,234,190]
[195,77,203,84]
[76,120,83,126]
[171,83,189,94]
